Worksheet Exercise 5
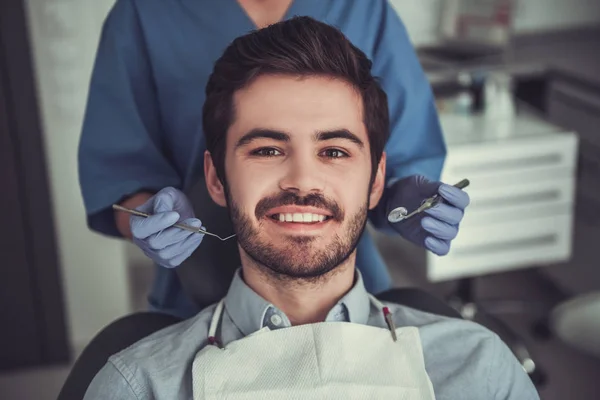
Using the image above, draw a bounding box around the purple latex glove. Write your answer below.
[387,175,470,255]
[130,187,204,268]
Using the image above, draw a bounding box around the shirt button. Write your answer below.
[270,314,283,326]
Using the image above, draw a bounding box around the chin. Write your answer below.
[243,237,354,281]
[263,261,340,281]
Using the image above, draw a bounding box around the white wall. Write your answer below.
[24,0,131,350]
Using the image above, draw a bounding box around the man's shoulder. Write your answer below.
[386,301,493,334]
[384,302,540,399]
[107,304,217,385]
[385,301,501,358]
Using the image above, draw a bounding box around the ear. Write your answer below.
[204,150,227,207]
[368,152,386,210]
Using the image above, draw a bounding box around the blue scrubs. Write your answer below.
[79,0,446,318]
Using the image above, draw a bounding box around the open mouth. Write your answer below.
[268,213,333,224]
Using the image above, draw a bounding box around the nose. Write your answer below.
[278,155,326,195]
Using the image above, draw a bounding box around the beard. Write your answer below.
[226,189,368,283]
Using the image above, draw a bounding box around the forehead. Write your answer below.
[228,74,366,140]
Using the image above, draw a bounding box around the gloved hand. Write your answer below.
[130,187,204,268]
[386,175,470,256]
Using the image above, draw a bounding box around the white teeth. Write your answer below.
[274,213,328,223]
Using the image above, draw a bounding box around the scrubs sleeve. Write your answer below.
[78,0,181,237]
[367,0,447,230]
[83,362,142,400]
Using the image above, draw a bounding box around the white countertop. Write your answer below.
[438,106,573,147]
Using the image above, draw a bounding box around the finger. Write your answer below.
[423,203,464,225]
[153,187,179,214]
[131,211,180,239]
[438,184,470,210]
[147,219,203,249]
[156,231,204,268]
[424,236,451,256]
[148,227,193,250]
[421,217,459,240]
[167,234,204,268]
[155,234,196,262]
[134,199,154,214]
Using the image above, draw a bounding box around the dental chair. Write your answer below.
[57,181,462,400]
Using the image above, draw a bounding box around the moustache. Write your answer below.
[255,191,343,221]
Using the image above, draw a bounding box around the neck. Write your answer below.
[240,253,357,325]
[236,0,294,29]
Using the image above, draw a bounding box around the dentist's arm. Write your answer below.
[79,0,181,238]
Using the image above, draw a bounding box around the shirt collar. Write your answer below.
[223,268,372,337]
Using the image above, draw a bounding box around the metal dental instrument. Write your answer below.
[387,178,470,223]
[112,204,237,241]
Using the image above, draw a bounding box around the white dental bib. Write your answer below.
[191,294,436,400]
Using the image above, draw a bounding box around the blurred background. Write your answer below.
[1,0,599,399]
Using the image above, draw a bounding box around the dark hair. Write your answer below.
[203,16,389,184]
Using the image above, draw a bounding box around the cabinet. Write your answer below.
[428,111,578,281]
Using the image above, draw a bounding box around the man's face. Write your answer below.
[205,75,385,280]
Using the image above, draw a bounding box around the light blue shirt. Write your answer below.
[78,0,447,316]
[84,270,539,400]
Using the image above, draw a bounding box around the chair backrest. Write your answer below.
[377,288,462,319]
[56,312,182,400]
[57,287,461,400]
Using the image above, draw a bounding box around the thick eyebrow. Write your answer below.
[234,128,364,149]
[315,129,364,148]
[235,129,290,149]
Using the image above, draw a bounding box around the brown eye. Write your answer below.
[252,148,282,157]
[321,149,349,158]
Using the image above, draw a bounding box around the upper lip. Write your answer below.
[266,206,333,217]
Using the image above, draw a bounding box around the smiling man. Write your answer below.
[204,71,383,326]
[84,17,539,400]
